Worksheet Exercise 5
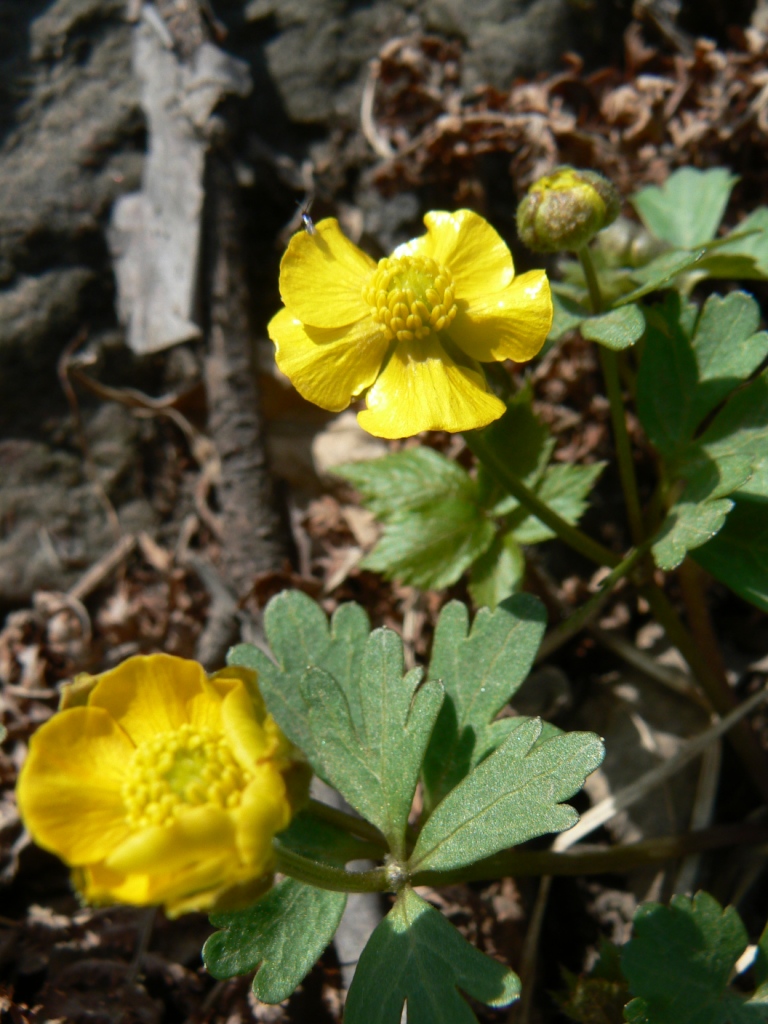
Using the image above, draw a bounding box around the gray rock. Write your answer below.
[0,403,157,604]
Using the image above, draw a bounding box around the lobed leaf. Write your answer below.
[468,531,526,610]
[344,887,520,1024]
[512,462,606,544]
[227,590,370,761]
[621,891,768,1024]
[422,595,547,811]
[411,718,604,872]
[579,304,646,350]
[694,498,768,614]
[301,627,443,857]
[202,813,365,1003]
[630,168,738,249]
[204,880,346,1003]
[337,447,495,591]
[651,499,734,571]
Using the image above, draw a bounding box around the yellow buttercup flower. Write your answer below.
[268,209,553,439]
[16,655,309,917]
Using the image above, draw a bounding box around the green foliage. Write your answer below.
[551,294,646,349]
[635,291,768,570]
[621,892,768,1023]
[579,304,646,350]
[694,498,768,613]
[630,168,739,249]
[336,392,603,605]
[202,813,372,1002]
[344,888,520,1024]
[421,595,547,811]
[335,447,496,591]
[300,628,443,858]
[228,590,370,761]
[204,880,346,1003]
[410,717,603,872]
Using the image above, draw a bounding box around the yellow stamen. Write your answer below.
[122,723,252,828]
[363,255,458,344]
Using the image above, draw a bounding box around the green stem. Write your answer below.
[274,840,389,893]
[307,798,388,849]
[464,430,619,568]
[577,244,603,315]
[598,346,646,547]
[278,816,768,892]
[578,244,646,548]
[535,541,649,662]
[409,822,768,886]
[641,582,768,802]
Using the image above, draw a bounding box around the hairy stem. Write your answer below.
[274,841,389,893]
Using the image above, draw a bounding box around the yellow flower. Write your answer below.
[16,655,309,917]
[268,209,553,439]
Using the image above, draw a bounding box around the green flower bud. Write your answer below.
[516,166,621,253]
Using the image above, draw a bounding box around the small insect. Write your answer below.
[296,198,316,236]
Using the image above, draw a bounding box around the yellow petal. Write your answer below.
[88,654,223,745]
[395,210,515,305]
[209,666,267,720]
[269,307,389,412]
[236,765,292,868]
[357,336,506,438]
[220,680,273,768]
[448,270,553,363]
[105,806,235,874]
[279,218,375,329]
[16,707,132,864]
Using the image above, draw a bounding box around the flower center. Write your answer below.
[364,254,458,343]
[122,724,252,828]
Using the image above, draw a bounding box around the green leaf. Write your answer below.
[621,891,768,1024]
[301,627,443,856]
[550,292,590,341]
[651,499,734,571]
[697,370,768,501]
[694,498,768,613]
[580,304,646,350]
[422,596,547,811]
[203,813,361,1003]
[204,879,346,1003]
[227,591,370,763]
[344,887,520,1024]
[337,448,495,590]
[637,292,702,459]
[615,248,709,306]
[478,389,555,504]
[468,531,526,610]
[410,718,604,872]
[512,462,606,544]
[686,292,768,428]
[697,208,768,280]
[637,292,768,467]
[631,168,738,248]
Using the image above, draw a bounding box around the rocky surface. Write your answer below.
[0,0,757,604]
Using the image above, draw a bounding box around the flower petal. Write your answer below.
[88,654,222,745]
[279,218,375,328]
[105,806,235,874]
[236,765,292,868]
[220,680,273,768]
[269,307,389,412]
[448,269,553,363]
[396,210,516,304]
[16,707,132,864]
[357,336,506,438]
